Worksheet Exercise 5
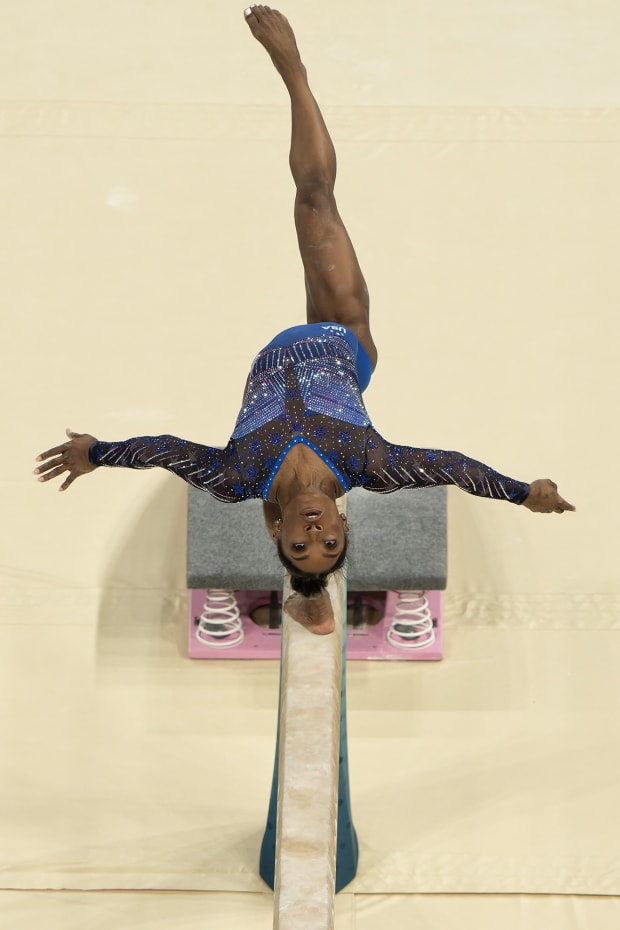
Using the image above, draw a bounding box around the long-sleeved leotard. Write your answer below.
[89,326,530,506]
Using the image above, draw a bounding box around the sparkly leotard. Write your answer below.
[89,323,530,505]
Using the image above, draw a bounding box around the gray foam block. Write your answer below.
[346,486,446,590]
[187,485,447,591]
[187,492,282,590]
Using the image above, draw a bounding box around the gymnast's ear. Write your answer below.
[263,501,282,540]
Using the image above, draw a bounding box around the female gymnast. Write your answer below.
[35,6,574,633]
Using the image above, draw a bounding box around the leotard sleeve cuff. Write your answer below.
[515,483,531,505]
[88,441,101,466]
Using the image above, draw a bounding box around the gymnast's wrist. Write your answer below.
[517,483,531,504]
[88,441,101,467]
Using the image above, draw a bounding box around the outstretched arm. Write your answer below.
[363,436,575,513]
[36,429,240,499]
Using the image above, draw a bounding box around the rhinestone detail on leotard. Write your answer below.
[89,331,530,505]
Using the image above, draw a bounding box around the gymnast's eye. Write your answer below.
[324,540,337,549]
[292,543,305,551]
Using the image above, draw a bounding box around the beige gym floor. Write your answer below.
[2,1,619,926]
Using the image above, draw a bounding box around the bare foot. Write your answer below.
[284,591,335,636]
[244,5,306,80]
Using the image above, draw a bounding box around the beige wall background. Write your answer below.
[2,0,617,602]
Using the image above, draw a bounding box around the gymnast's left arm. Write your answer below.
[35,428,231,496]
[364,438,575,513]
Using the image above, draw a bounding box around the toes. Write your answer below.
[244,6,259,35]
[244,4,265,31]
[244,5,276,24]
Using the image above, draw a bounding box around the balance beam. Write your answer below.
[259,499,357,929]
[275,571,344,928]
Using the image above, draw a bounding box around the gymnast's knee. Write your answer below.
[295,178,336,215]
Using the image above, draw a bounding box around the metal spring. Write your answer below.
[196,589,244,648]
[386,590,435,650]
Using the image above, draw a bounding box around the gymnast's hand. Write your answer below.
[34,429,98,492]
[522,478,575,514]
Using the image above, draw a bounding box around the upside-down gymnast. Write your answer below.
[35,6,574,634]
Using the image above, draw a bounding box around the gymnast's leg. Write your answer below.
[245,5,378,371]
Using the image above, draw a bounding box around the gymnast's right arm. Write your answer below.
[34,428,233,496]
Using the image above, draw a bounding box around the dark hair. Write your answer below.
[276,535,349,598]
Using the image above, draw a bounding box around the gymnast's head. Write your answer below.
[271,492,349,593]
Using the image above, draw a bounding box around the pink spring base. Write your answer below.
[188,589,443,661]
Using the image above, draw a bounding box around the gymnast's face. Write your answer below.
[278,493,347,576]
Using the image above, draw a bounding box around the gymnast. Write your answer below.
[35,6,574,634]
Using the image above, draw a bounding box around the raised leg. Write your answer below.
[245,5,378,370]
